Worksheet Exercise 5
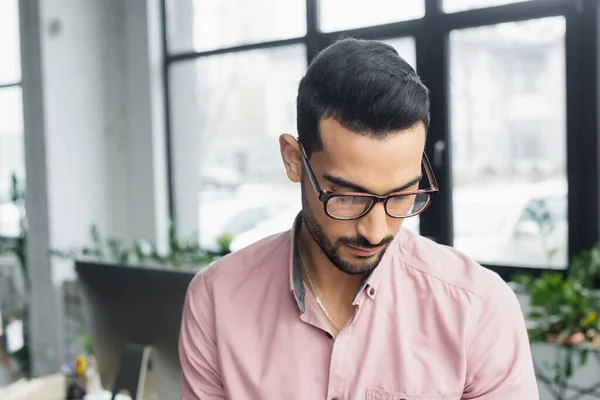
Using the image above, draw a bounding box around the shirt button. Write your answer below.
[369,287,375,296]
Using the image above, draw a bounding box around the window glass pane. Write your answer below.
[0,87,24,237]
[169,45,306,252]
[0,0,21,85]
[450,17,567,269]
[319,0,424,33]
[444,0,530,13]
[166,0,306,53]
[382,37,417,71]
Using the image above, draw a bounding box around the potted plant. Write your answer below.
[514,244,600,369]
[512,198,600,397]
[51,221,225,270]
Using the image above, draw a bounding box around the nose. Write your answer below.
[356,202,389,245]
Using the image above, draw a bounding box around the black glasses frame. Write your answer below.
[299,143,439,220]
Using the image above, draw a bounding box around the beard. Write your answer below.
[300,182,394,276]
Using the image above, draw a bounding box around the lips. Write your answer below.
[345,244,381,257]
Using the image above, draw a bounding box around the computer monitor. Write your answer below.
[75,261,198,399]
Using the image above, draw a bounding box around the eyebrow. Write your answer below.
[323,174,423,196]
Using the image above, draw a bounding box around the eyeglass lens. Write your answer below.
[326,192,430,219]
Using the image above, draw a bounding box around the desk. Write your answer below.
[0,374,66,400]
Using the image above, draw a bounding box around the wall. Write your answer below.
[40,0,119,283]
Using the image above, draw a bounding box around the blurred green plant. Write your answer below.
[514,244,600,383]
[78,331,94,356]
[521,197,560,263]
[216,232,235,254]
[51,220,227,269]
[512,198,600,384]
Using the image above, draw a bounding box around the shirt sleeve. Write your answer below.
[179,271,226,400]
[461,273,539,399]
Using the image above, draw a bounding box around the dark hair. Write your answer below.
[296,38,430,157]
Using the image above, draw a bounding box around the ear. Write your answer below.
[279,134,302,183]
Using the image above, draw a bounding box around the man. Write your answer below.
[179,38,539,399]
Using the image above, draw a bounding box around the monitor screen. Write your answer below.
[76,261,198,399]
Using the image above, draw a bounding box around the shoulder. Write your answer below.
[395,228,516,303]
[186,229,292,297]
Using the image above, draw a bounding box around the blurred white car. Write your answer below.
[453,180,567,269]
[230,203,301,252]
[198,183,299,252]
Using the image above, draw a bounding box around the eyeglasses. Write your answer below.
[299,142,439,220]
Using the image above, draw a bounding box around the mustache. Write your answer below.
[338,235,394,249]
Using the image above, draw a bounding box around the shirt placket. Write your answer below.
[326,293,366,400]
[326,325,351,400]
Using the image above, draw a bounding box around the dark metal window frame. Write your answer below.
[160,0,600,282]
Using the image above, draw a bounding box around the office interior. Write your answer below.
[0,0,599,398]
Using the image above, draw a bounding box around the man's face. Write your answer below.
[297,118,426,276]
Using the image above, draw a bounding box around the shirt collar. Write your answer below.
[289,214,306,312]
[357,230,402,301]
[288,213,401,312]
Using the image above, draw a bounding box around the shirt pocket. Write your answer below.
[366,388,448,400]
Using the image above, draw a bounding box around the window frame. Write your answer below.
[160,0,600,283]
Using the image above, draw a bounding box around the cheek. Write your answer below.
[303,189,325,222]
[393,217,408,232]
[322,218,360,244]
[302,177,374,240]
[305,197,357,241]
[302,175,329,218]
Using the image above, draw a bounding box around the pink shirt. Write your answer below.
[179,217,538,399]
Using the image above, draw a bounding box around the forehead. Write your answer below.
[315,118,426,192]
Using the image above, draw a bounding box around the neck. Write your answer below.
[297,224,366,307]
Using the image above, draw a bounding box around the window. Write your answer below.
[382,37,417,70]
[0,0,24,238]
[166,0,306,53]
[0,0,21,86]
[318,0,425,32]
[449,17,567,269]
[163,0,598,278]
[169,45,306,251]
[443,0,531,13]
[167,36,419,248]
